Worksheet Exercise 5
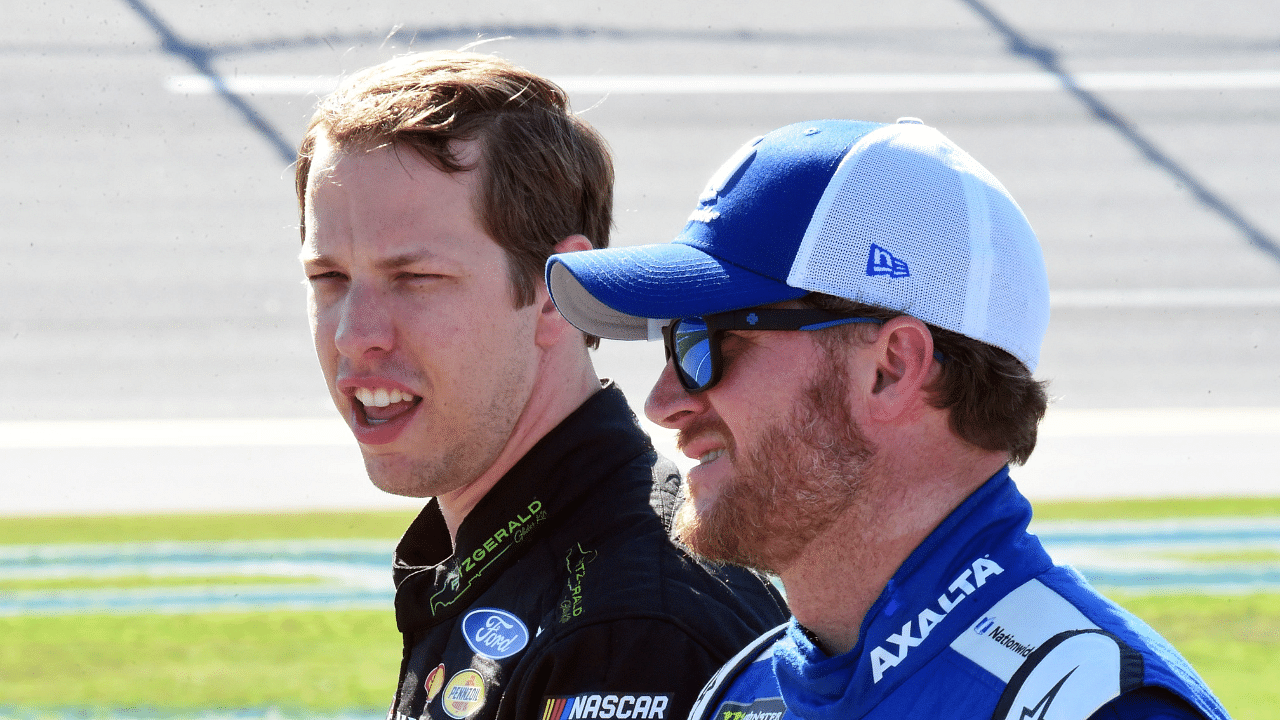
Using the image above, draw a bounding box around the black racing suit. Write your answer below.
[389,383,789,720]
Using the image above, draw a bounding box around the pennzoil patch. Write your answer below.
[442,669,487,719]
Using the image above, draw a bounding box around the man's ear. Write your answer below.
[553,234,593,254]
[867,316,936,421]
[535,234,593,346]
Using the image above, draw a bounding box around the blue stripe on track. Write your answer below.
[2,520,1278,615]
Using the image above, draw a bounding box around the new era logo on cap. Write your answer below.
[866,244,910,279]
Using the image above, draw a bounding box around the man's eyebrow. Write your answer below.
[375,252,443,270]
[298,251,454,270]
[298,251,337,268]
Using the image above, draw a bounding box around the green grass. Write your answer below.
[3,496,1272,547]
[1,499,1276,716]
[1032,495,1280,522]
[1166,549,1280,564]
[1105,592,1280,718]
[0,575,325,592]
[0,611,400,711]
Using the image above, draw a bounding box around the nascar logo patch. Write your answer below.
[542,693,672,720]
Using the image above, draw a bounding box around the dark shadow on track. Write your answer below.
[121,0,296,164]
[959,0,1280,264]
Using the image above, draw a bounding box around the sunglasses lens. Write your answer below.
[672,318,715,390]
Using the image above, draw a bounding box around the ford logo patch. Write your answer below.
[462,608,530,660]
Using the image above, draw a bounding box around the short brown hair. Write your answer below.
[296,51,613,332]
[802,293,1049,465]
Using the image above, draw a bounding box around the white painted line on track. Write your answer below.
[1,407,1277,451]
[0,418,352,449]
[164,70,1280,96]
[1051,287,1280,309]
[3,409,1280,450]
[1038,407,1280,438]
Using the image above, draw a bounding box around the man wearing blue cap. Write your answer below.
[545,119,1230,719]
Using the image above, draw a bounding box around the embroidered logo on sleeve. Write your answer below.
[542,693,673,720]
[559,543,598,623]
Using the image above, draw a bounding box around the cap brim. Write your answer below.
[546,242,806,340]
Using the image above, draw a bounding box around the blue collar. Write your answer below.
[773,468,1054,718]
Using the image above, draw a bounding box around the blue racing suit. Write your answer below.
[687,468,1231,720]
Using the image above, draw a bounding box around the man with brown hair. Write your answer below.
[546,119,1229,719]
[296,51,786,720]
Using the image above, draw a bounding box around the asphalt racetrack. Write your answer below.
[2,1,1278,515]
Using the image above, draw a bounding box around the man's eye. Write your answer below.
[718,332,752,357]
[307,271,346,281]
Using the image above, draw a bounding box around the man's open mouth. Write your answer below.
[353,387,422,426]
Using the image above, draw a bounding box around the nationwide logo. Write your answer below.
[541,693,672,720]
[463,608,530,660]
[869,556,1004,683]
[716,696,787,720]
[866,243,910,278]
[977,620,1039,659]
[442,669,486,719]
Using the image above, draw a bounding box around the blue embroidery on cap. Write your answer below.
[867,243,910,278]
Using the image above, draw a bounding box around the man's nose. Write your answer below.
[645,361,704,430]
[334,284,395,359]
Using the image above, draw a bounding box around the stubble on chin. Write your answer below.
[363,452,449,498]
[362,434,508,499]
[675,361,874,574]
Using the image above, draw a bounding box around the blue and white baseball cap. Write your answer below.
[546,118,1051,371]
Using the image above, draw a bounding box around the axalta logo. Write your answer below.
[717,697,786,720]
[463,608,529,660]
[542,693,672,720]
[869,556,1004,683]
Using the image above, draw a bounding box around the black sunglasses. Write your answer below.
[661,309,883,393]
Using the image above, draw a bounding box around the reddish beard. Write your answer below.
[674,359,874,573]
